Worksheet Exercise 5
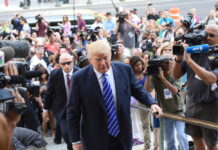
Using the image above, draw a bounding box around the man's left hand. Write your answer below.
[150,104,163,118]
[183,44,192,64]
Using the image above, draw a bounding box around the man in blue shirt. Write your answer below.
[103,12,116,34]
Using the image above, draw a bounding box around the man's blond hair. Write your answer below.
[87,40,111,58]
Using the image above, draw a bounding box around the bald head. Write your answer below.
[206,24,218,32]
[59,52,73,62]
[59,53,74,73]
[205,24,218,46]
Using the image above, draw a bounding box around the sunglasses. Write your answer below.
[60,61,72,66]
[207,33,218,38]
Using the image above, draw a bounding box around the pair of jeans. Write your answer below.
[162,117,188,150]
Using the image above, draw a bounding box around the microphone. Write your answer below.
[186,44,209,54]
[25,71,43,80]
[0,40,30,58]
[0,46,15,62]
[186,44,218,54]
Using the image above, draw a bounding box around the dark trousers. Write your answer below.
[54,122,62,143]
[58,118,73,150]
[108,135,123,150]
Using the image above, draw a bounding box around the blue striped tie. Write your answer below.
[102,73,120,137]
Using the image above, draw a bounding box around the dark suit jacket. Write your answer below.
[44,66,80,121]
[67,62,156,150]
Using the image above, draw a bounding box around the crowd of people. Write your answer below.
[0,3,218,150]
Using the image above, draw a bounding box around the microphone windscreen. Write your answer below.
[10,40,30,58]
[186,44,209,54]
[0,46,15,62]
[0,40,30,58]
[25,71,43,80]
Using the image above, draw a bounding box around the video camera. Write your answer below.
[173,22,207,55]
[0,70,42,97]
[0,89,27,115]
[116,12,128,24]
[35,14,43,23]
[87,28,100,42]
[147,56,172,75]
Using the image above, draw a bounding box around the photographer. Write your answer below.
[146,42,188,150]
[145,4,159,21]
[114,10,139,55]
[35,14,48,38]
[112,40,130,62]
[0,63,47,150]
[172,24,218,149]
[11,13,23,34]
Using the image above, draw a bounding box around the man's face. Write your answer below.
[63,37,70,44]
[37,51,44,60]
[205,27,218,46]
[89,53,111,74]
[163,11,169,18]
[116,44,124,55]
[149,33,156,40]
[106,15,111,20]
[60,56,73,73]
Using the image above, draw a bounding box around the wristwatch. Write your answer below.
[174,57,182,63]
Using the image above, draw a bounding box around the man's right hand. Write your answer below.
[73,143,83,150]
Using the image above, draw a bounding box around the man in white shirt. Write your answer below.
[30,47,47,71]
[43,52,79,150]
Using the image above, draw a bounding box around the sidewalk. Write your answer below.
[45,136,145,150]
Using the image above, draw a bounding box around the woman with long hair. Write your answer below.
[129,56,152,148]
[39,67,55,137]
[61,15,71,36]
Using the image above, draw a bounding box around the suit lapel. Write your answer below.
[111,63,122,115]
[58,68,67,99]
[88,66,106,112]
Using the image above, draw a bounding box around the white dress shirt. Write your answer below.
[62,69,73,98]
[43,68,73,112]
[93,67,117,108]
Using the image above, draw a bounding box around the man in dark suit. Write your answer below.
[43,52,79,150]
[67,40,163,150]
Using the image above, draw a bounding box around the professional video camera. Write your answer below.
[0,72,25,89]
[0,89,27,115]
[87,28,99,42]
[147,56,172,75]
[173,23,207,55]
[46,28,54,37]
[0,70,42,97]
[0,61,29,76]
[110,43,118,58]
[35,14,43,23]
[116,12,128,24]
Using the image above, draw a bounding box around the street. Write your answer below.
[0,0,217,21]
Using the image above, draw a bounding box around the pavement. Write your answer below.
[44,135,145,150]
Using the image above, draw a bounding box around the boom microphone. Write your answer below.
[186,44,218,54]
[0,46,15,62]
[0,40,30,58]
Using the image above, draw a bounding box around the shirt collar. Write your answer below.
[93,67,113,80]
[62,68,73,77]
